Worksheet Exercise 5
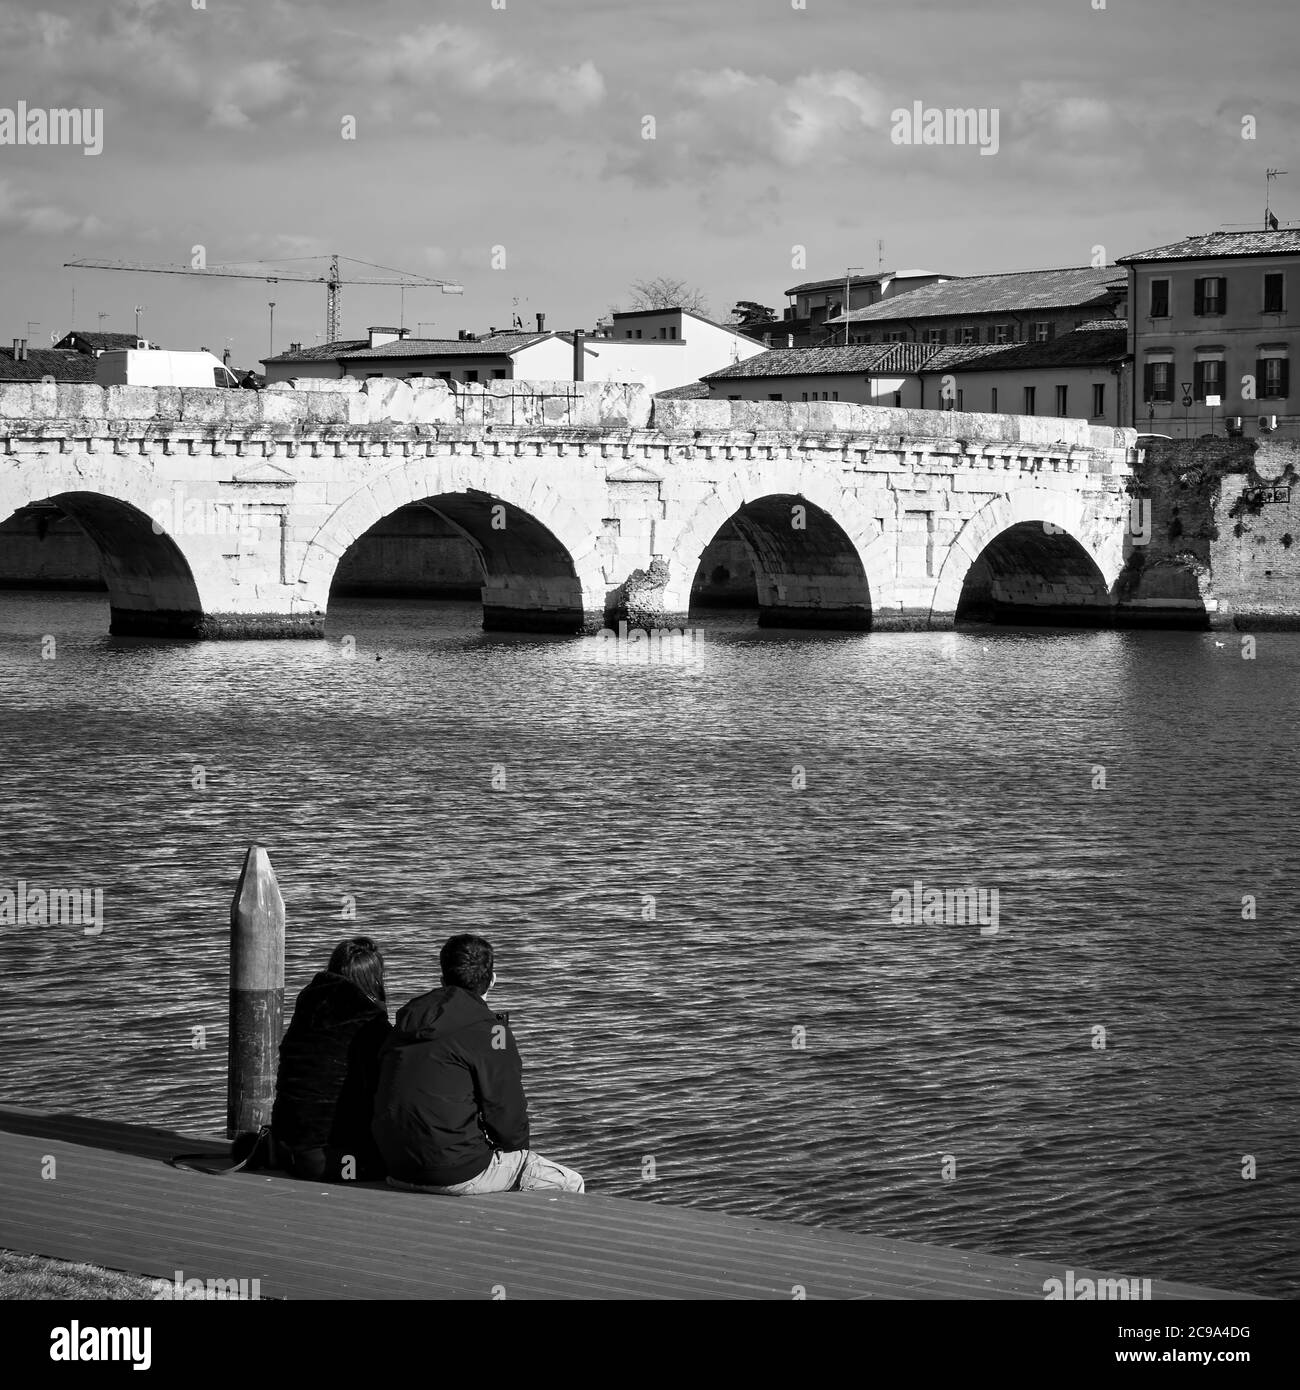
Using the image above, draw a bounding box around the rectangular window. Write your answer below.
[1055,385,1068,415]
[832,390,839,401]
[959,325,978,345]
[1092,383,1105,417]
[366,373,383,379]
[990,386,998,412]
[625,330,634,338]
[728,394,741,401]
[1143,361,1173,402]
[1149,279,1170,317]
[893,391,903,407]
[1194,277,1226,315]
[956,389,963,411]
[669,327,678,339]
[635,329,643,339]
[1264,273,1285,313]
[924,328,946,344]
[801,392,809,402]
[405,372,424,379]
[1194,359,1225,400]
[437,370,452,381]
[1033,321,1053,342]
[464,370,478,382]
[1024,386,1036,414]
[768,393,783,401]
[995,324,1011,344]
[1257,357,1290,398]
[491,368,507,379]
[659,327,668,338]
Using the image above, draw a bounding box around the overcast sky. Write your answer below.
[0,0,1296,367]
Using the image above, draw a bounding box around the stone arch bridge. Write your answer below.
[0,377,1205,638]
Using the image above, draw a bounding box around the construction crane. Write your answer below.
[62,253,464,345]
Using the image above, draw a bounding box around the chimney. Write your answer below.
[536,312,546,333]
[458,330,467,341]
[572,328,585,381]
[367,326,403,349]
[762,332,772,348]
[787,334,794,348]
[288,342,302,354]
[12,338,27,362]
[489,326,496,335]
[223,347,232,365]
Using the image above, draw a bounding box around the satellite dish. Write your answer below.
[50,330,60,344]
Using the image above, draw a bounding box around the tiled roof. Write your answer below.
[56,331,144,353]
[784,270,949,295]
[702,344,903,379]
[922,327,1130,374]
[0,348,96,381]
[654,381,711,399]
[339,333,551,359]
[700,327,1129,382]
[832,266,1126,324]
[1117,230,1300,263]
[263,339,367,363]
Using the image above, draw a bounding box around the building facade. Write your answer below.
[1118,230,1299,439]
[827,265,1127,349]
[701,327,1131,427]
[779,270,952,347]
[264,310,765,394]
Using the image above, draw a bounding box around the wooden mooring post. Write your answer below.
[227,844,285,1143]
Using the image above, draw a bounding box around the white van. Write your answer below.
[94,349,241,388]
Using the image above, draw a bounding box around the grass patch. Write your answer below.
[0,1249,158,1301]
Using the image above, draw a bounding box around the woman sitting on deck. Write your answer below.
[271,937,393,1182]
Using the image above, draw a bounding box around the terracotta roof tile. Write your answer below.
[1118,230,1300,263]
[832,266,1126,324]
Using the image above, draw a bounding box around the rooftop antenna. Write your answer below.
[1266,168,1286,230]
[878,239,884,270]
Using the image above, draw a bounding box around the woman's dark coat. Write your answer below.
[271,971,392,1175]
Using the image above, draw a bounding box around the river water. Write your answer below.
[0,591,1296,1297]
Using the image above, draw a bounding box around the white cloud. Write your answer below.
[0,177,102,237]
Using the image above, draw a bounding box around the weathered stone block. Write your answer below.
[104,385,164,421]
[56,384,106,419]
[652,399,732,432]
[0,384,35,419]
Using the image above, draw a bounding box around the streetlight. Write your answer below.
[268,302,276,357]
[842,266,865,345]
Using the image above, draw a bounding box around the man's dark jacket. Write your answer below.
[271,972,391,1173]
[372,985,529,1187]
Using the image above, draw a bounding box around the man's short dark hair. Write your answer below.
[440,934,494,996]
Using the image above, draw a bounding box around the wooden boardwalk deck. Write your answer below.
[0,1108,1260,1301]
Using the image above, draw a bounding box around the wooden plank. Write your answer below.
[0,1109,1262,1301]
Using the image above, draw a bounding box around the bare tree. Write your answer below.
[628,276,709,316]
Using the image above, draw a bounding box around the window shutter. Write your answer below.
[1193,361,1206,399]
[1256,359,1267,397]
[1280,360,1291,398]
[1047,322,1056,341]
[1144,363,1156,401]
[1194,280,1205,315]
[1217,279,1227,314]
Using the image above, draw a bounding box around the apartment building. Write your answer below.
[1117,230,1299,438]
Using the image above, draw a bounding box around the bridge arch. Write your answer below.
[931,488,1125,627]
[0,454,205,635]
[663,467,891,628]
[299,459,605,632]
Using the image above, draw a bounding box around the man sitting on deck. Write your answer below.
[372,933,585,1195]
